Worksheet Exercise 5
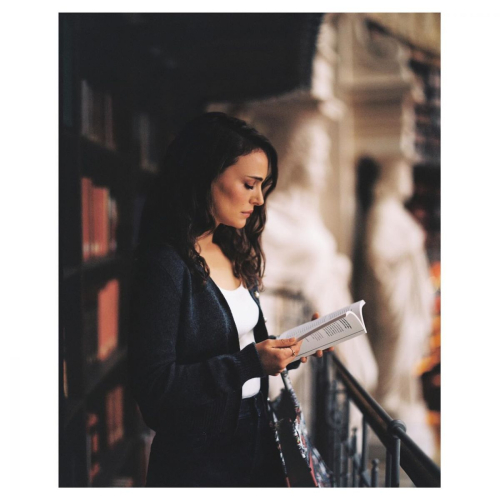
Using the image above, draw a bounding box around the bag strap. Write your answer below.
[280,369,301,409]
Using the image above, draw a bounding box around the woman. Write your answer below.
[129,112,331,487]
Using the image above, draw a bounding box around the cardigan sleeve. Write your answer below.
[128,252,265,429]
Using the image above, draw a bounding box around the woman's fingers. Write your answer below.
[311,312,320,320]
[256,337,304,375]
[275,337,298,347]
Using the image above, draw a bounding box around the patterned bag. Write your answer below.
[268,369,333,487]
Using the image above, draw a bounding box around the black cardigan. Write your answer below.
[128,243,296,445]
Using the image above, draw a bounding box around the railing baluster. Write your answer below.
[351,428,358,487]
[267,290,440,488]
[388,420,406,487]
[371,459,379,487]
[361,417,368,486]
[325,352,440,487]
[391,438,401,487]
[344,392,350,487]
[385,448,392,487]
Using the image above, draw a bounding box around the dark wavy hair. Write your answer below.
[137,112,278,290]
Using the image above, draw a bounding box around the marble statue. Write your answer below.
[259,112,378,403]
[361,158,435,455]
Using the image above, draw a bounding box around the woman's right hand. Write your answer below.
[255,337,302,376]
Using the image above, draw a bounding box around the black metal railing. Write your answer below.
[262,288,440,488]
[316,352,440,487]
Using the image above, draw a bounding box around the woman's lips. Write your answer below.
[241,211,253,217]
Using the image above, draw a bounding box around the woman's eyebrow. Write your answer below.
[246,175,264,181]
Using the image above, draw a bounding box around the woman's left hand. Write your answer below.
[300,312,335,364]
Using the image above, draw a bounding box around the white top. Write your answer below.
[216,281,261,399]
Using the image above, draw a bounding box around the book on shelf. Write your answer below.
[84,279,119,366]
[81,178,118,262]
[81,80,116,150]
[97,279,120,362]
[106,385,124,448]
[86,412,101,484]
[279,300,368,360]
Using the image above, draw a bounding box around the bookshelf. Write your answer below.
[59,14,170,487]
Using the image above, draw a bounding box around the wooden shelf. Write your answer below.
[80,137,134,188]
[60,14,163,487]
[85,347,127,397]
[62,397,85,430]
[82,254,124,282]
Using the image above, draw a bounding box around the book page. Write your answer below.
[278,300,367,360]
[280,300,366,341]
[291,312,366,360]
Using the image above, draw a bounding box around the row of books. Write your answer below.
[81,79,161,174]
[84,279,120,365]
[81,177,118,262]
[81,80,116,150]
[86,384,125,485]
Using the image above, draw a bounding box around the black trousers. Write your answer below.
[146,392,287,487]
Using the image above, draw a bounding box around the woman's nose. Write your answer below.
[251,187,264,206]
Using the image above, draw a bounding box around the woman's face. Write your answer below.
[211,149,269,229]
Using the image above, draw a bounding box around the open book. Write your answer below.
[279,300,367,360]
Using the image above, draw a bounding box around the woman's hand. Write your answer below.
[299,312,335,364]
[255,337,303,376]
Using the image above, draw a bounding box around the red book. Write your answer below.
[97,279,119,361]
[97,282,110,361]
[95,187,103,258]
[102,188,109,256]
[110,279,119,353]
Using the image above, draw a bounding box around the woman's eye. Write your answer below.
[244,183,255,190]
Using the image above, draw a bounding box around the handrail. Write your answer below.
[329,352,440,487]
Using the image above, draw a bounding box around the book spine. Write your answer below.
[110,279,119,354]
[102,188,109,257]
[97,283,106,361]
[97,187,103,258]
[97,279,119,361]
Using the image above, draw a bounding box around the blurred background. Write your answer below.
[60,12,440,487]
